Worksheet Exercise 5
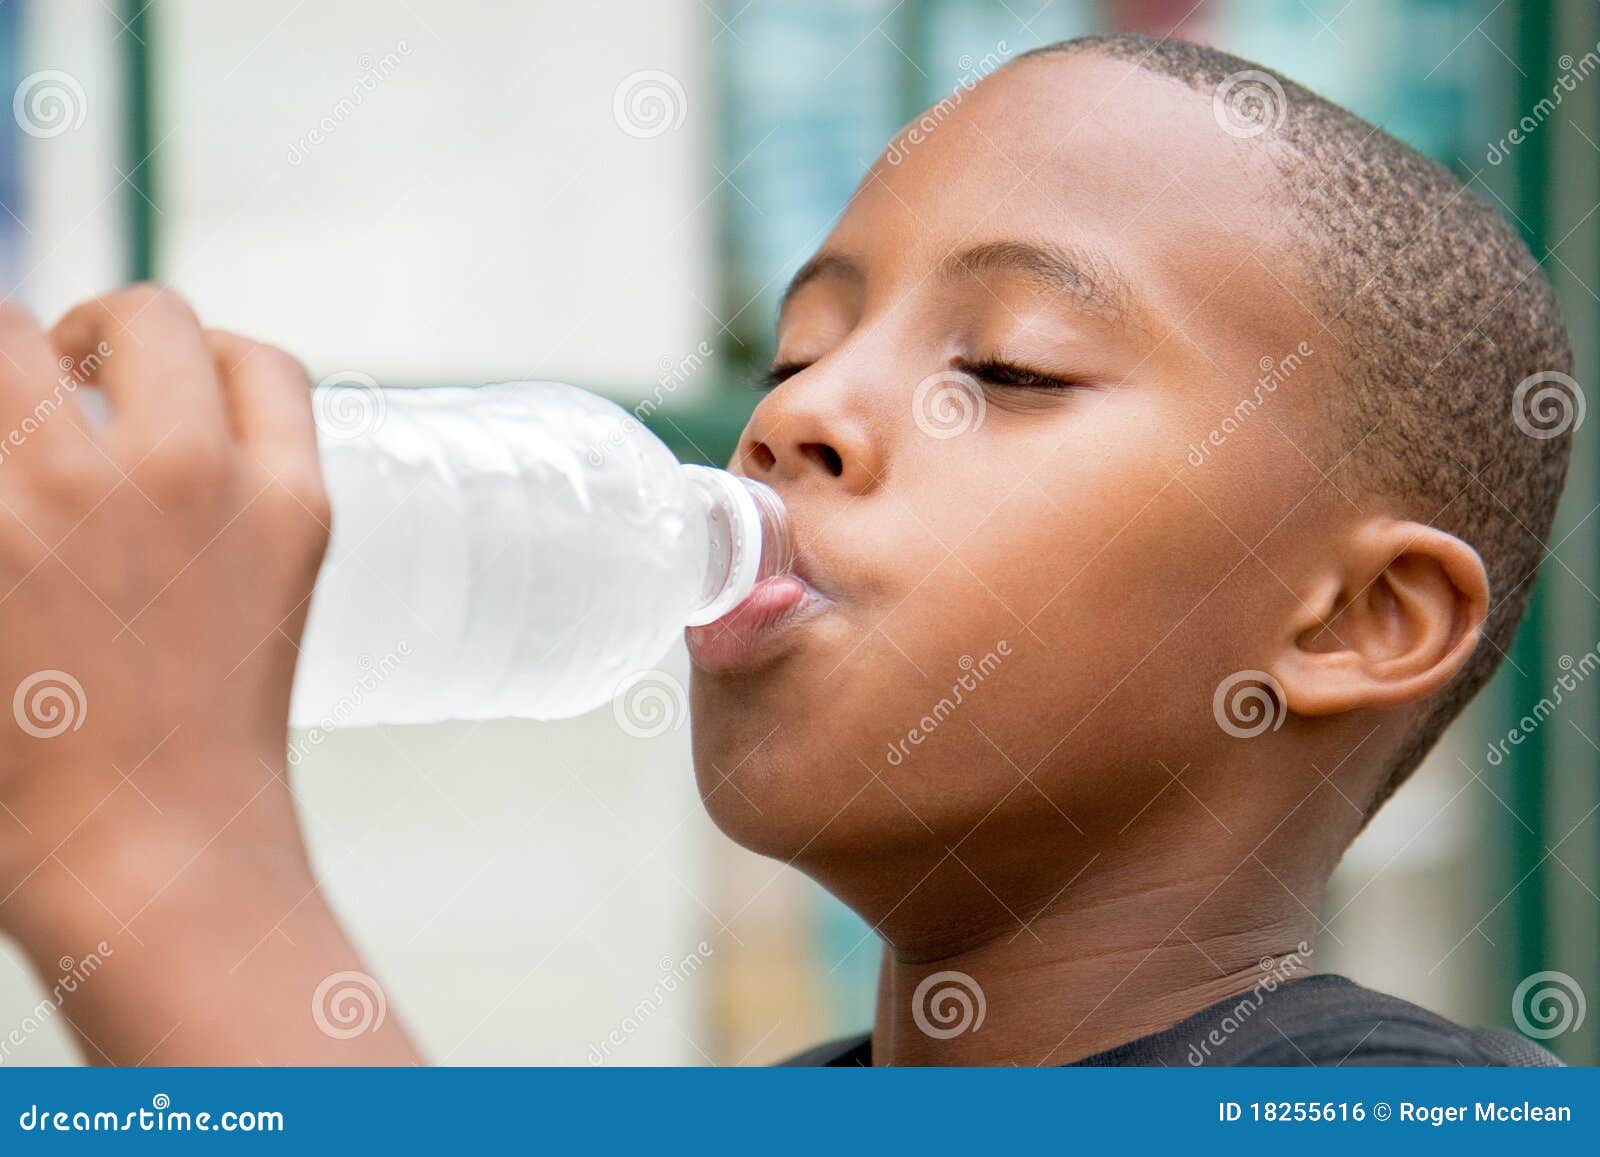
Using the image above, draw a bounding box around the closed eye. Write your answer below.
[755,362,809,391]
[756,359,1086,393]
[958,359,1082,391]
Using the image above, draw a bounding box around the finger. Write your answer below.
[205,330,332,540]
[49,284,229,452]
[0,298,94,450]
[203,330,319,473]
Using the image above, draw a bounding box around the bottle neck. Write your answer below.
[681,466,792,626]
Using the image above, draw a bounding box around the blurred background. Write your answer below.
[0,0,1596,1065]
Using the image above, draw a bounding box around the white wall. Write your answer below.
[291,652,720,1066]
[155,0,715,393]
[11,0,126,318]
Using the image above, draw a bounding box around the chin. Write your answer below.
[690,714,957,882]
[689,675,865,861]
[690,681,812,856]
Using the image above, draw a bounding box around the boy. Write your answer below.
[0,34,1574,1065]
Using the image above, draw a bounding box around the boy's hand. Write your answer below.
[0,287,415,1063]
[0,285,326,895]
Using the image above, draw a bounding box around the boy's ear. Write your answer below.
[1273,521,1490,716]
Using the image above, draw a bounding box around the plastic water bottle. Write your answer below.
[288,380,790,728]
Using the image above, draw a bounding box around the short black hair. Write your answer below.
[1020,34,1574,810]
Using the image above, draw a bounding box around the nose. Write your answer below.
[736,369,883,496]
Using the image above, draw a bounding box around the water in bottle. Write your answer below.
[289,380,790,728]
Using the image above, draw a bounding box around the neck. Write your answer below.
[854,816,1329,1065]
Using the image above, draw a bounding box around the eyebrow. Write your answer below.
[780,253,863,310]
[943,240,1136,324]
[780,240,1138,325]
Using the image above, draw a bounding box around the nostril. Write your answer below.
[802,442,844,478]
[747,441,777,472]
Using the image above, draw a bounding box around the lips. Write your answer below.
[684,572,828,673]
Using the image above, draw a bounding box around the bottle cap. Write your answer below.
[682,466,791,626]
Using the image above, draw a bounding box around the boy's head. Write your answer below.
[686,35,1572,942]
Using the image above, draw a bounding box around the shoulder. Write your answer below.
[778,975,1564,1068]
[779,1033,871,1066]
[1177,975,1564,1068]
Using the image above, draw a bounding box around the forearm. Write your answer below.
[1,761,418,1065]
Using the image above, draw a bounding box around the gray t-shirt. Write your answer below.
[781,974,1562,1067]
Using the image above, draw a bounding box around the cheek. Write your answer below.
[876,428,1287,760]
